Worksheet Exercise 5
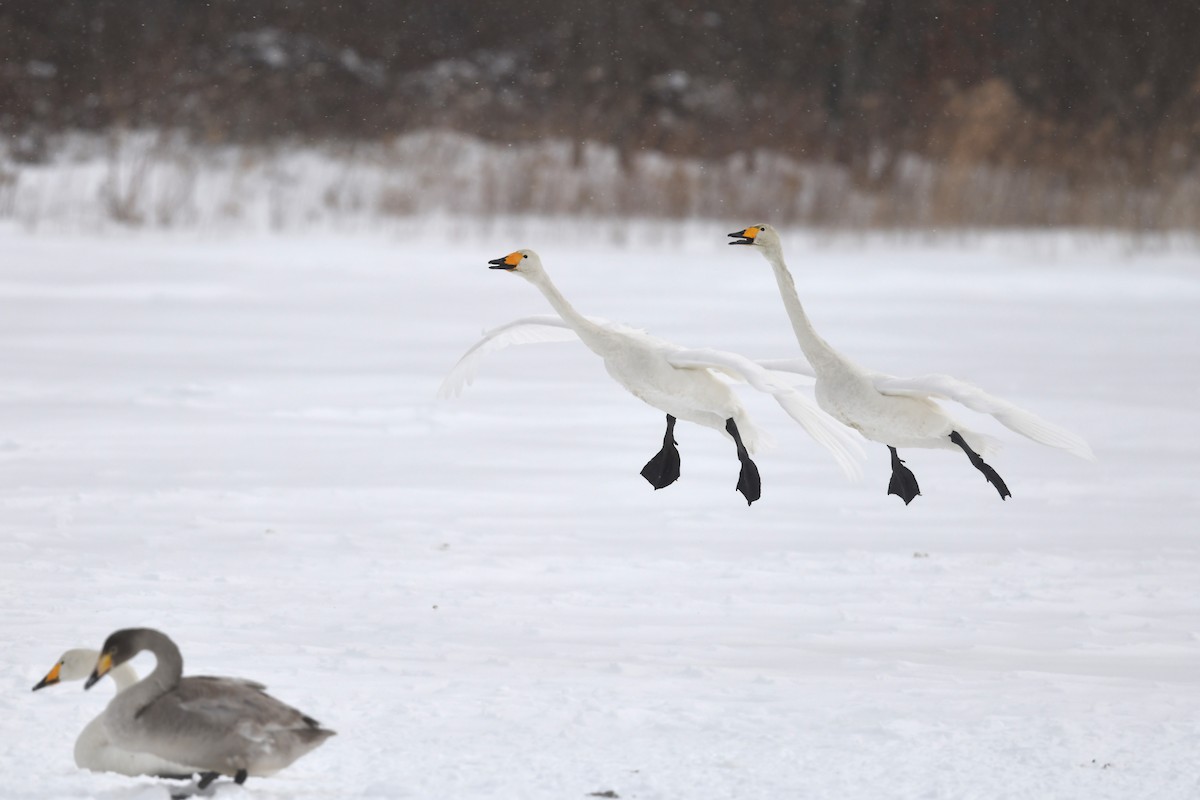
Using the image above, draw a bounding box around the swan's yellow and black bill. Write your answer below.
[728,227,760,245]
[488,252,522,271]
[83,652,113,690]
[31,661,62,691]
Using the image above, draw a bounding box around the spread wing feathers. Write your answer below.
[438,315,581,400]
[755,357,818,380]
[667,348,865,480]
[873,373,1095,460]
[439,314,644,399]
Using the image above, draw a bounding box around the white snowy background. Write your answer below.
[1,222,1198,799]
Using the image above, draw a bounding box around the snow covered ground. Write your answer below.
[1,224,1198,799]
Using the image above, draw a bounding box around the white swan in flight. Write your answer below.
[728,224,1094,504]
[85,628,335,792]
[33,648,200,779]
[439,249,864,504]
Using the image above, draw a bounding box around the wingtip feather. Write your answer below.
[996,408,1096,461]
[772,392,865,482]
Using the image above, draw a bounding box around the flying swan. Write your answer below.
[728,224,1094,504]
[439,249,864,504]
[33,648,200,779]
[84,628,335,791]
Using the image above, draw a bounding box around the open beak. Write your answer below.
[32,662,62,692]
[83,652,113,690]
[728,227,760,246]
[487,252,522,271]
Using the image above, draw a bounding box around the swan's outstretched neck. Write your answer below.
[526,271,607,349]
[763,247,841,372]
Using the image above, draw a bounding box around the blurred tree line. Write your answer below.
[2,0,1199,186]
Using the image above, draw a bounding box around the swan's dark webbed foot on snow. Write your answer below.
[950,431,1011,500]
[887,446,921,505]
[183,770,246,796]
[641,414,682,490]
[726,418,761,505]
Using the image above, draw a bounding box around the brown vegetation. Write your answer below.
[3,1,1199,230]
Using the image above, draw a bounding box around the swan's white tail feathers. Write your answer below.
[958,429,1003,458]
[734,412,774,455]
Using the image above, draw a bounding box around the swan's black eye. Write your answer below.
[523,254,528,259]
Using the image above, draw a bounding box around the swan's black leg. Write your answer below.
[887,446,921,505]
[725,418,761,505]
[640,414,681,490]
[949,431,1011,500]
[175,771,229,799]
[234,769,248,785]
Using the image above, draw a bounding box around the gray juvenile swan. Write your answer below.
[33,648,199,779]
[85,628,335,790]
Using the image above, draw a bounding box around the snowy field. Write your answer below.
[1,224,1198,799]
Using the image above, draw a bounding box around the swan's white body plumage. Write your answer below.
[440,252,864,479]
[738,225,1094,461]
[35,648,201,778]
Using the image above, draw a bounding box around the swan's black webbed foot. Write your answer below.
[949,431,1011,500]
[171,771,229,799]
[234,769,248,785]
[640,414,681,490]
[887,446,921,505]
[726,418,761,505]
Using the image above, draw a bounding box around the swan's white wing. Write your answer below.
[438,316,581,399]
[755,357,818,380]
[873,373,1095,460]
[667,348,865,480]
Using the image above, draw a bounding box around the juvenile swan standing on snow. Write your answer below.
[439,249,863,504]
[85,628,335,791]
[728,224,1094,504]
[33,649,199,779]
